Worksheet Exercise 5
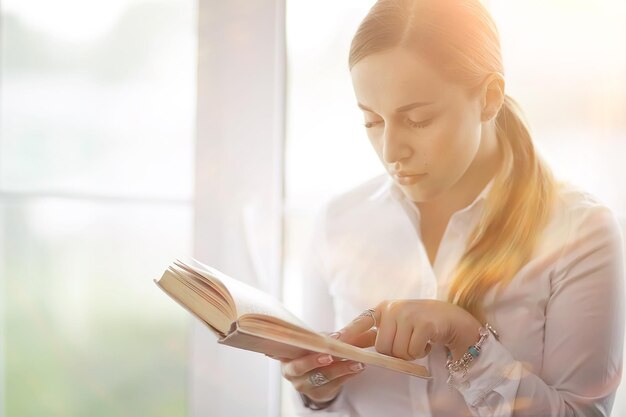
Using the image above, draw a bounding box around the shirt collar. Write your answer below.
[371,173,495,220]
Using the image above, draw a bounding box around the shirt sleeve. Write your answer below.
[454,205,625,417]
[288,202,359,416]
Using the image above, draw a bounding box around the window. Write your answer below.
[0,1,196,415]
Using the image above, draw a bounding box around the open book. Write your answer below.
[154,258,431,379]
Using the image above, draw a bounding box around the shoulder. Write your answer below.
[309,172,399,255]
[548,179,624,275]
[552,180,622,237]
[307,172,391,243]
[322,172,391,223]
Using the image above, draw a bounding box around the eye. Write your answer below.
[363,118,435,129]
[407,118,434,129]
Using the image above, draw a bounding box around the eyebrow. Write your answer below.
[357,101,435,113]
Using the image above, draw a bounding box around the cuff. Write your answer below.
[289,386,352,416]
[453,332,523,408]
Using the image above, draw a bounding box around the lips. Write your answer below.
[393,171,426,177]
[393,172,427,185]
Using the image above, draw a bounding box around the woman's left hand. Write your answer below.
[334,299,483,362]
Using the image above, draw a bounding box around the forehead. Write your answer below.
[350,47,454,111]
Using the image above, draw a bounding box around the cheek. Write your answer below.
[430,114,479,170]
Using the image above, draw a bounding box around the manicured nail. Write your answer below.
[318,354,333,364]
[329,332,341,339]
[349,362,364,372]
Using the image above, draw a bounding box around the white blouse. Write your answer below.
[288,172,625,417]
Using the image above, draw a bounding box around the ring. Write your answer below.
[358,308,378,328]
[308,371,330,387]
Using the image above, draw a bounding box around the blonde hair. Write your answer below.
[349,0,558,324]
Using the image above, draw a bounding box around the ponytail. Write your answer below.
[446,95,558,323]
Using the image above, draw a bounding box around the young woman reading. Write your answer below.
[274,0,625,415]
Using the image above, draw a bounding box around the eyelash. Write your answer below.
[363,118,434,129]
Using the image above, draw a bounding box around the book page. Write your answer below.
[168,265,233,318]
[155,271,232,336]
[168,265,237,321]
[232,316,431,378]
[179,258,314,331]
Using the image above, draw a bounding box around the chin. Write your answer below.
[402,183,441,203]
[401,187,429,203]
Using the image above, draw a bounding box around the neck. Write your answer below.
[416,120,502,220]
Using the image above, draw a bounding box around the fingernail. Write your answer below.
[349,362,364,372]
[329,332,341,339]
[318,354,333,364]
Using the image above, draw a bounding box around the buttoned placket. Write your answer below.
[391,190,489,417]
[390,186,489,301]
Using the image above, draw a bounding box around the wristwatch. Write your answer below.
[299,391,341,410]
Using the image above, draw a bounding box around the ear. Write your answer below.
[479,73,505,123]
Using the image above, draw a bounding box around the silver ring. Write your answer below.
[358,308,378,328]
[308,371,330,387]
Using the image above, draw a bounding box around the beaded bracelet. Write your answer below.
[445,322,499,390]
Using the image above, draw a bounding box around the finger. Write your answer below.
[295,361,366,394]
[337,309,380,342]
[282,352,336,379]
[408,327,432,359]
[306,361,366,385]
[374,311,396,356]
[347,328,377,348]
[320,331,348,361]
[301,370,363,403]
[391,322,415,360]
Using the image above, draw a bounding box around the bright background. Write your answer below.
[0,0,195,415]
[0,0,624,416]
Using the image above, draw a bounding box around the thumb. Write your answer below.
[327,329,376,348]
[328,331,342,339]
[320,330,342,339]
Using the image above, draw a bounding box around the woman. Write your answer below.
[275,0,625,415]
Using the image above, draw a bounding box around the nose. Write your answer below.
[381,124,413,166]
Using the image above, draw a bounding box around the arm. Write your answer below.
[454,205,625,416]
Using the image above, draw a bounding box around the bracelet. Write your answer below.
[299,391,340,410]
[445,322,499,390]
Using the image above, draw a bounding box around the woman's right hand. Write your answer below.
[270,332,369,403]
